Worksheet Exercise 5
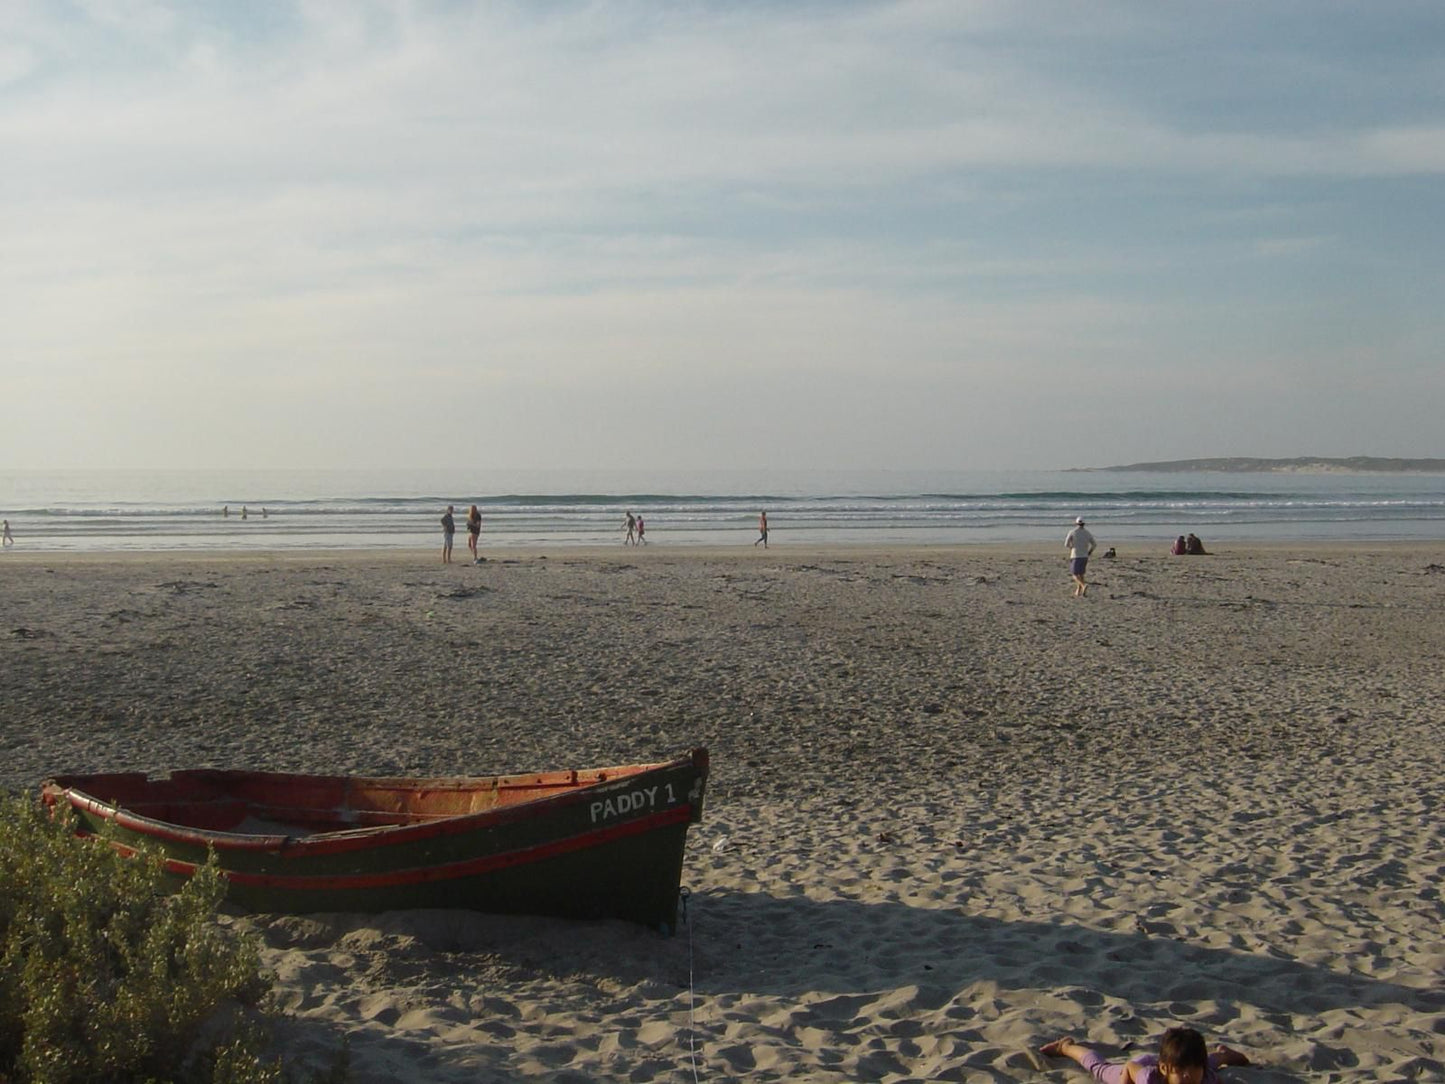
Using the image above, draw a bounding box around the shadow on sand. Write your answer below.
[684,887,1441,1015]
[248,889,1443,1081]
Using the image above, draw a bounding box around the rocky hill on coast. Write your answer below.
[1089,456,1445,473]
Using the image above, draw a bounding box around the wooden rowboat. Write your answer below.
[42,748,708,930]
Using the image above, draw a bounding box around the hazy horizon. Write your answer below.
[3,3,1442,473]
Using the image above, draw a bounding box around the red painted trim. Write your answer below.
[60,791,288,851]
[155,804,696,893]
[124,810,289,850]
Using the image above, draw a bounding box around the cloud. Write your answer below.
[6,2,1442,209]
[1252,236,1331,258]
[1,2,1442,469]
[1358,125,1445,173]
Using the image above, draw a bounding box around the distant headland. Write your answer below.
[1081,456,1445,474]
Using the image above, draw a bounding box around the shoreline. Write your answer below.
[3,537,1441,567]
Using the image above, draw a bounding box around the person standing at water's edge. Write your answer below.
[623,512,636,545]
[1065,516,1096,597]
[441,505,455,564]
[2,520,13,547]
[466,505,482,563]
[755,511,768,547]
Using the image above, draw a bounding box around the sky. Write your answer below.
[2,1,1442,472]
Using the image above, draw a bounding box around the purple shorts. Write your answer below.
[1070,557,1089,576]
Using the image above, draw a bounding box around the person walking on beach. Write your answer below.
[755,511,768,547]
[624,512,636,545]
[2,520,13,548]
[466,505,482,563]
[441,505,456,564]
[1040,1027,1250,1084]
[1065,516,1096,597]
[636,514,646,544]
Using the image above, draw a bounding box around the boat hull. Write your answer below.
[43,749,708,930]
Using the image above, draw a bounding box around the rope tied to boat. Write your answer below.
[681,887,701,1084]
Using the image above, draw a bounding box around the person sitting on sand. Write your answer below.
[1171,535,1187,556]
[1041,1027,1250,1084]
[1185,533,1208,555]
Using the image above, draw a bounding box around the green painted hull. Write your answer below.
[44,749,708,930]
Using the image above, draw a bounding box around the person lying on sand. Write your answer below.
[1041,1027,1250,1084]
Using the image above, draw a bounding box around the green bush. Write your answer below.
[0,794,280,1084]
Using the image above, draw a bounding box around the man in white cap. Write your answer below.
[1065,516,1096,597]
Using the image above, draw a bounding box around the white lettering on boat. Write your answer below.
[590,784,679,824]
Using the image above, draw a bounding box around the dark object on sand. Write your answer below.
[43,749,709,930]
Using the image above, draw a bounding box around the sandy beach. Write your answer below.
[3,542,1443,1082]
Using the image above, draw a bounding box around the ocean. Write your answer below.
[2,468,1444,553]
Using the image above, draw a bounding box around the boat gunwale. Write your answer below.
[43,749,708,859]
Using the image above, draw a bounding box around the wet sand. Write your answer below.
[3,543,1443,1082]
